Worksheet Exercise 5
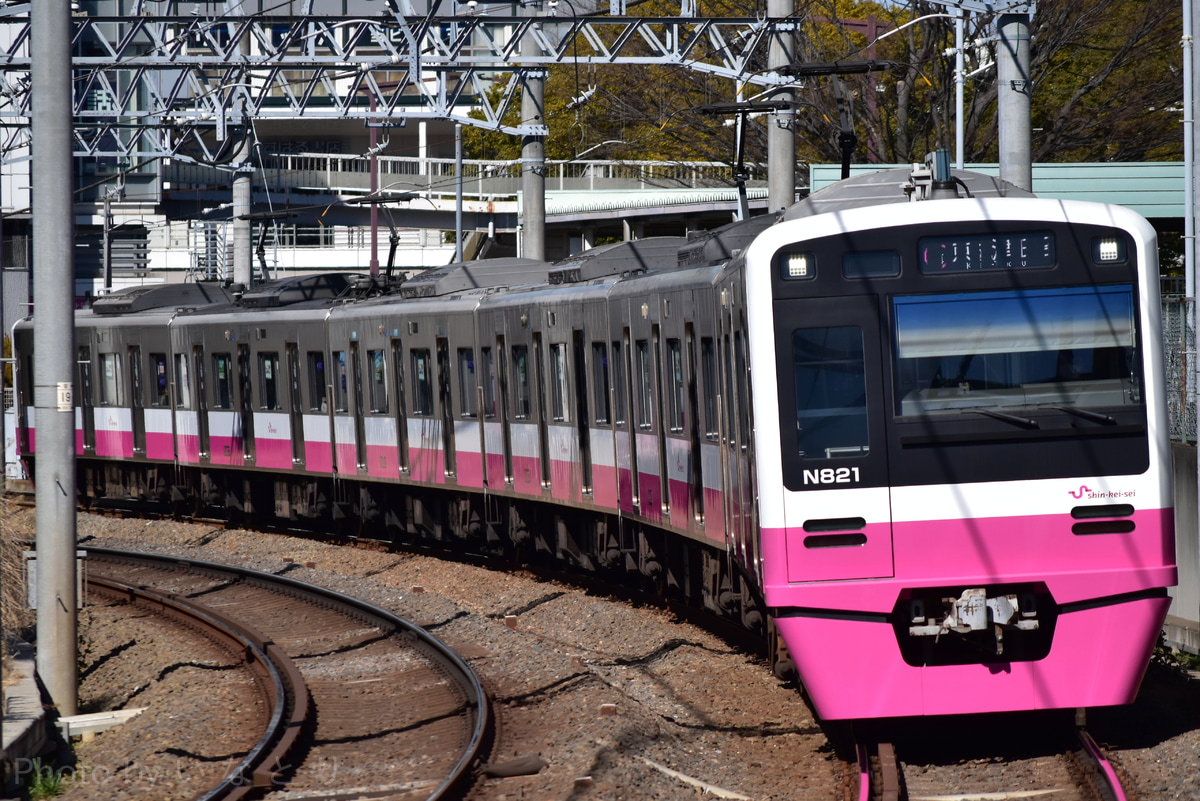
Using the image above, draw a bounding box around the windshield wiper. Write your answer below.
[971,409,1039,429]
[1050,406,1117,425]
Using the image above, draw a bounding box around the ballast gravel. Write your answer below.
[6,506,1199,801]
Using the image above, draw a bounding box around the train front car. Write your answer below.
[746,168,1176,720]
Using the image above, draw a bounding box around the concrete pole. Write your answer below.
[1186,0,1196,300]
[954,10,965,169]
[232,10,253,287]
[455,123,464,263]
[1188,0,1200,629]
[996,12,1032,192]
[767,0,796,213]
[520,10,546,261]
[31,0,78,719]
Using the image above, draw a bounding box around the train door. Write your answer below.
[350,341,366,471]
[129,345,145,455]
[437,337,456,476]
[391,339,409,472]
[532,332,550,487]
[78,346,95,454]
[194,345,210,461]
[287,344,304,466]
[684,325,703,526]
[774,296,893,581]
[496,335,514,484]
[237,344,255,464]
[573,329,592,494]
[616,329,637,512]
[718,318,740,559]
[652,325,669,517]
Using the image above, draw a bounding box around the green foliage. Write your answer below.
[27,759,66,800]
[465,0,1181,170]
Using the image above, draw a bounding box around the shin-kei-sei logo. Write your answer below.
[1069,484,1136,500]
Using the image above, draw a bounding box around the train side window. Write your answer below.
[307,352,327,412]
[512,345,530,420]
[98,353,122,406]
[635,339,653,429]
[259,352,281,410]
[549,343,568,422]
[701,337,717,440]
[591,342,610,425]
[151,353,169,407]
[367,349,388,414]
[174,353,191,409]
[332,350,349,412]
[411,348,433,416]
[666,338,684,433]
[481,347,497,419]
[735,332,751,449]
[458,348,477,418]
[213,353,233,409]
[612,340,627,425]
[792,326,869,459]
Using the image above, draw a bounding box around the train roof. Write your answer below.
[677,214,779,268]
[237,272,363,308]
[782,167,1035,221]
[89,282,236,315]
[398,257,551,298]
[548,237,689,284]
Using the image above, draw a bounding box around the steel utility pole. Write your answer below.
[767,0,796,212]
[31,0,78,719]
[996,9,1032,191]
[520,5,547,261]
[231,6,253,288]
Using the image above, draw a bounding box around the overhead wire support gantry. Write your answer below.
[0,1,800,160]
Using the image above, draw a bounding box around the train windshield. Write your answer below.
[892,285,1140,417]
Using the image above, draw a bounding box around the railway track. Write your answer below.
[854,718,1132,801]
[83,547,491,800]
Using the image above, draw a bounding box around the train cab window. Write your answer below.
[307,352,327,412]
[151,353,169,406]
[175,353,192,409]
[259,353,281,410]
[892,286,1141,417]
[411,348,433,416]
[212,353,233,409]
[332,351,349,413]
[481,347,497,419]
[701,337,718,439]
[635,339,653,429]
[98,353,122,406]
[792,326,869,459]
[512,345,531,420]
[591,342,611,425]
[458,348,477,418]
[666,338,684,433]
[367,349,388,414]
[612,340,627,425]
[549,343,568,422]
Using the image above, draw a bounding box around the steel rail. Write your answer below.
[85,575,309,800]
[84,545,492,801]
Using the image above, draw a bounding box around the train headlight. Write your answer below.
[786,252,811,279]
[1093,236,1126,264]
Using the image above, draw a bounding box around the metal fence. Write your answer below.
[1162,297,1197,443]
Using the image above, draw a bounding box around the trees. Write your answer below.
[466,0,1183,170]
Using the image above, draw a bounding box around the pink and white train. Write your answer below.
[9,163,1176,720]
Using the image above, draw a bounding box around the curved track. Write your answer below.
[84,547,491,800]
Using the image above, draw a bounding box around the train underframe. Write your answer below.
[68,456,771,653]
